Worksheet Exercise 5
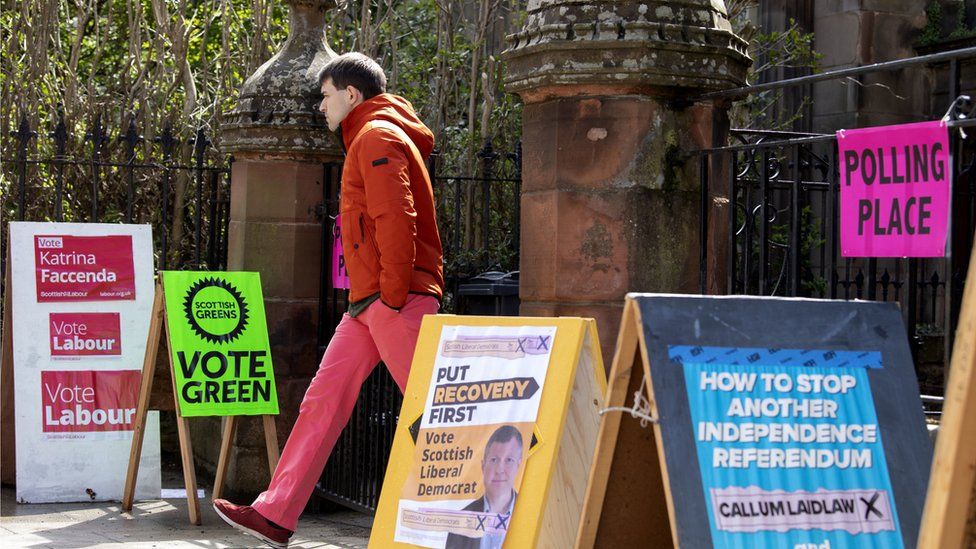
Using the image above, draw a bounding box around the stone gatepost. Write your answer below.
[206,0,340,495]
[504,1,750,368]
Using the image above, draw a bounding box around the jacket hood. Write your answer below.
[341,94,435,158]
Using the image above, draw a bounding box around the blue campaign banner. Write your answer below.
[673,345,902,549]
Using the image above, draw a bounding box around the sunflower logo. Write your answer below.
[182,277,250,344]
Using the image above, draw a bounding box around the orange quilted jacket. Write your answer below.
[338,94,444,308]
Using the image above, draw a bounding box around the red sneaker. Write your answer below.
[212,499,292,548]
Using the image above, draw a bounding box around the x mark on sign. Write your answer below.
[860,492,883,520]
[494,513,510,531]
[516,335,552,352]
[536,335,550,350]
[475,514,488,532]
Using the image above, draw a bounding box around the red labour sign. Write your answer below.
[49,312,122,357]
[34,235,136,302]
[41,370,141,432]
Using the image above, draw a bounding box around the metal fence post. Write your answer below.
[728,150,738,294]
[758,148,770,294]
[789,144,801,296]
[221,157,233,270]
[512,140,522,256]
[699,154,709,294]
[13,113,35,221]
[121,113,143,224]
[478,139,497,271]
[191,127,209,268]
[86,114,108,222]
[827,146,839,300]
[156,124,178,269]
[2,112,231,276]
[51,107,68,222]
[317,162,334,350]
[207,169,219,268]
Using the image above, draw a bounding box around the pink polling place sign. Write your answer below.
[332,216,350,289]
[839,120,950,257]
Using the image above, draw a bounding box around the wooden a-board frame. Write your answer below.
[121,279,280,524]
[575,297,673,548]
[918,238,976,548]
[369,315,607,549]
[577,294,932,549]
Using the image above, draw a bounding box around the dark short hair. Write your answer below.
[484,425,523,455]
[317,52,386,99]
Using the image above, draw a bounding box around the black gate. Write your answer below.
[313,141,521,513]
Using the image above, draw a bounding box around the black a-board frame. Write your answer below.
[578,294,933,548]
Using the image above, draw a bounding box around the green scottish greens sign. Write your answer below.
[162,271,279,417]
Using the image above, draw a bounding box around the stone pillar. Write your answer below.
[504,1,750,368]
[200,0,341,496]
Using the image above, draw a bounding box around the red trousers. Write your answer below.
[252,294,439,530]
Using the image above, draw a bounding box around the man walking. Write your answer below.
[213,52,443,548]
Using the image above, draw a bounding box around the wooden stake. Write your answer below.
[161,277,201,525]
[122,283,165,511]
[919,240,976,548]
[212,416,239,501]
[576,301,640,549]
[263,415,280,475]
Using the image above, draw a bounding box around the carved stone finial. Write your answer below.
[222,0,341,159]
[503,0,751,102]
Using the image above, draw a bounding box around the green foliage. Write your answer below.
[919,1,946,45]
[750,19,822,76]
[918,1,976,45]
[1,0,525,271]
[1,0,521,160]
[726,1,822,131]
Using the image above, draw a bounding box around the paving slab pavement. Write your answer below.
[0,474,372,549]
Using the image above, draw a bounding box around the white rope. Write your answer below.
[598,374,658,427]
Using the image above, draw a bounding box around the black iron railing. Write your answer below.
[313,139,521,513]
[695,47,976,397]
[431,141,522,312]
[1,110,231,275]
